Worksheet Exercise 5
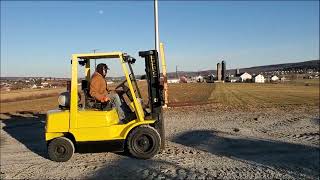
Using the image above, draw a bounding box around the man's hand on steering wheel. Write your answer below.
[114,79,134,101]
[101,96,110,103]
[115,79,127,94]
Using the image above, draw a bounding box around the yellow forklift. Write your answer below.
[45,50,164,162]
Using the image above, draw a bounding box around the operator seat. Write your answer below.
[81,80,112,110]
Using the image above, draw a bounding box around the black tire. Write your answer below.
[127,125,161,159]
[48,137,75,162]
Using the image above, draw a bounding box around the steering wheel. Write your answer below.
[115,79,134,101]
[115,79,127,90]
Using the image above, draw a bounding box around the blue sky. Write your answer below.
[1,1,319,77]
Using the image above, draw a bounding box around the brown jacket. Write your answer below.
[90,72,108,101]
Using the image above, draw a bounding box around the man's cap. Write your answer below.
[97,63,109,70]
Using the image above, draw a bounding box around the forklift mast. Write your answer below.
[139,50,165,150]
[139,50,163,115]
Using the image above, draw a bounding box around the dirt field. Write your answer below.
[0,88,64,103]
[0,81,319,179]
[1,80,318,108]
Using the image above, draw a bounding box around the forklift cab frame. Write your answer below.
[70,52,145,122]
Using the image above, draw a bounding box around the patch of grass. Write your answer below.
[167,83,215,106]
[208,83,319,109]
[287,79,319,86]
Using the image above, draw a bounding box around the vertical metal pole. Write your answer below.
[92,49,99,68]
[176,65,178,79]
[154,0,160,53]
[154,0,165,151]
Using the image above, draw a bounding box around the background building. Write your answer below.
[217,63,222,81]
[222,60,226,81]
[271,75,279,81]
[196,75,204,82]
[236,69,240,76]
[240,72,252,82]
[253,74,265,83]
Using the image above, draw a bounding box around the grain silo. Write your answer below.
[236,68,240,76]
[222,60,226,81]
[217,63,222,81]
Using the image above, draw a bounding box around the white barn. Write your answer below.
[253,74,265,83]
[271,75,279,81]
[240,72,252,82]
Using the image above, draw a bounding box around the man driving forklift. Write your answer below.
[45,50,165,162]
[90,63,130,122]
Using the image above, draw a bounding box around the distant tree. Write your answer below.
[244,79,252,83]
[140,75,146,80]
[11,83,25,90]
[289,74,298,80]
[35,79,42,86]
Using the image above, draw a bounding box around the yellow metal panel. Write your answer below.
[70,55,78,129]
[70,120,155,142]
[46,110,69,132]
[70,109,119,141]
[129,102,135,112]
[45,132,64,141]
[71,127,122,141]
[120,56,145,122]
[160,43,168,107]
[74,52,122,59]
[119,120,155,138]
[76,109,119,128]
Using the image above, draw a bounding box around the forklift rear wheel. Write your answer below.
[48,137,75,162]
[127,125,161,159]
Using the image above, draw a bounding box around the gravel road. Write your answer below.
[1,105,319,179]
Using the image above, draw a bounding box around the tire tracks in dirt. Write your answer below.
[11,162,48,179]
[286,132,320,145]
[256,116,320,145]
[145,142,297,180]
[258,117,302,134]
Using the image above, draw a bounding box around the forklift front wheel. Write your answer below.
[48,137,75,162]
[127,125,161,159]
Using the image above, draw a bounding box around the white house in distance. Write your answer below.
[271,75,279,81]
[280,77,288,82]
[196,75,204,83]
[167,78,180,83]
[226,76,240,83]
[253,74,265,83]
[239,72,252,82]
